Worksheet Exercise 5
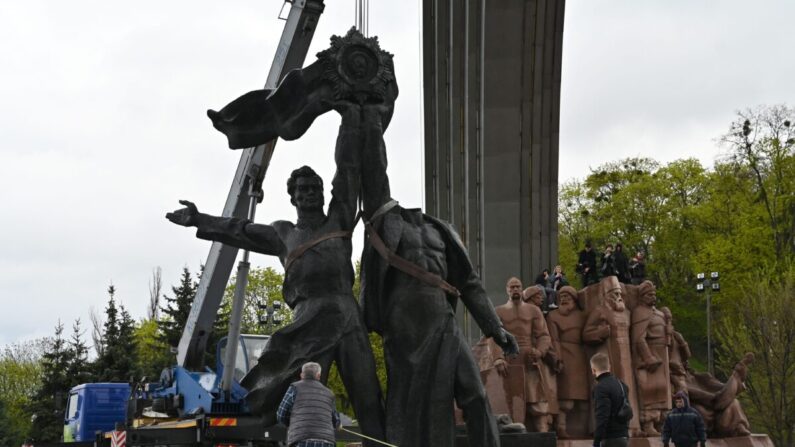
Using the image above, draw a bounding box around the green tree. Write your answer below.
[221,266,289,335]
[134,318,172,381]
[0,339,45,446]
[159,267,198,348]
[0,399,13,447]
[716,263,795,447]
[95,285,138,382]
[28,322,71,443]
[65,319,92,385]
[719,105,795,261]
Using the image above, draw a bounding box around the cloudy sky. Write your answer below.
[1,1,793,347]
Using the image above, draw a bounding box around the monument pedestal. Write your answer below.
[556,435,774,447]
[455,431,557,447]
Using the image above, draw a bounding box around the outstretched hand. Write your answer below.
[166,200,200,227]
[493,328,519,358]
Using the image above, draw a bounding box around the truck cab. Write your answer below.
[63,383,130,442]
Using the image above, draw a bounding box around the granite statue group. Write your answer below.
[167,29,755,446]
[473,275,755,441]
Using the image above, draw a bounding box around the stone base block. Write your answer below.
[556,435,773,447]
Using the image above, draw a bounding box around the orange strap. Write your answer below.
[364,220,460,297]
[284,230,353,271]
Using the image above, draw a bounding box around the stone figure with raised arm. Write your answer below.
[320,35,519,447]
[190,28,516,447]
[166,55,387,447]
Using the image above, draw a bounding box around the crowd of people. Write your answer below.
[576,241,646,287]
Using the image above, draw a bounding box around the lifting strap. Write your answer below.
[363,219,461,298]
[284,230,353,271]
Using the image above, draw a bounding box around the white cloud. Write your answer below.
[1,0,792,346]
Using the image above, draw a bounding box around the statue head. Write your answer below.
[601,276,625,312]
[557,286,578,316]
[287,166,325,212]
[506,277,522,302]
[523,286,544,307]
[638,280,657,307]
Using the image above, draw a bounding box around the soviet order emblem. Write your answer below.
[318,27,395,104]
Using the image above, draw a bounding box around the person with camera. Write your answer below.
[591,352,631,447]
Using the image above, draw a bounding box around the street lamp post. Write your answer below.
[258,300,284,334]
[696,271,720,375]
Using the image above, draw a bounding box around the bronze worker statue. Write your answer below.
[182,28,517,447]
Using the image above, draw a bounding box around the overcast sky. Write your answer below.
[1,1,793,347]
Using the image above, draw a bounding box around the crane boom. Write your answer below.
[177,0,326,369]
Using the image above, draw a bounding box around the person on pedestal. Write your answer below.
[583,276,642,436]
[600,244,618,279]
[661,391,706,447]
[494,278,555,432]
[551,265,570,291]
[630,281,671,436]
[546,286,589,438]
[613,244,630,284]
[578,241,599,286]
[591,353,630,447]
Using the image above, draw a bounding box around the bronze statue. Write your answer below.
[546,286,589,438]
[630,281,671,435]
[494,278,555,432]
[166,105,385,445]
[305,32,520,447]
[583,276,642,436]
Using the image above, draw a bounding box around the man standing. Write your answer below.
[591,353,630,447]
[166,105,385,445]
[613,244,630,284]
[662,391,707,447]
[277,362,340,447]
[583,277,642,436]
[495,278,555,432]
[578,242,598,286]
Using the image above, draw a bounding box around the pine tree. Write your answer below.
[159,267,198,348]
[28,321,71,443]
[66,319,92,385]
[94,285,138,382]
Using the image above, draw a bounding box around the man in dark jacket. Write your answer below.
[613,243,630,284]
[662,391,707,447]
[591,353,630,447]
[578,242,598,286]
[277,362,340,447]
